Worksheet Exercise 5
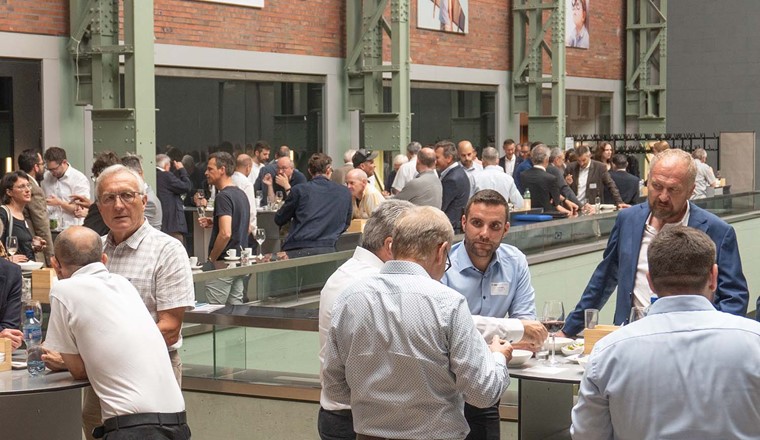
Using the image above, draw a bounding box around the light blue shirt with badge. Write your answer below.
[443,241,537,336]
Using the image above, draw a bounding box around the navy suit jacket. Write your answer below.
[563,202,748,336]
[607,170,640,205]
[0,258,22,330]
[440,165,470,233]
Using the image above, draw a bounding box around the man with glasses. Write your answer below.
[42,164,195,440]
[41,146,91,229]
[442,189,547,440]
[322,206,513,440]
[17,148,54,261]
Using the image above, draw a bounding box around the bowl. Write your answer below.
[543,337,574,351]
[561,339,585,356]
[18,261,43,271]
[508,349,533,367]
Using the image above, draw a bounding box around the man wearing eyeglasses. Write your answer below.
[442,189,547,440]
[17,148,55,262]
[41,146,91,229]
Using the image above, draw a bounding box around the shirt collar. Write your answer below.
[380,260,431,278]
[70,262,109,279]
[484,165,503,172]
[647,295,716,316]
[452,241,499,275]
[106,219,150,250]
[353,246,385,267]
[533,165,546,171]
[646,202,691,229]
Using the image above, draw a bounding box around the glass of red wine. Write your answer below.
[542,300,566,366]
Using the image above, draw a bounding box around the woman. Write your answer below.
[0,171,46,263]
[594,142,614,170]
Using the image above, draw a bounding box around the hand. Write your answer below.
[69,194,92,208]
[8,254,28,263]
[193,192,207,207]
[262,174,273,187]
[564,200,579,214]
[488,335,513,361]
[555,330,569,339]
[617,203,631,210]
[41,347,67,371]
[518,320,549,351]
[198,217,213,228]
[73,205,88,218]
[46,194,63,207]
[0,328,23,349]
[565,174,574,185]
[32,236,46,252]
[274,173,290,189]
[173,160,184,170]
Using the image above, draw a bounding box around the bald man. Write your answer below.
[458,140,483,196]
[345,168,385,219]
[231,153,257,232]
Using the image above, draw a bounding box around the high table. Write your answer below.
[509,359,584,440]
[0,364,89,438]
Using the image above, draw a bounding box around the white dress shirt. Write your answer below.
[577,164,590,204]
[41,165,91,228]
[473,165,524,209]
[503,156,517,176]
[232,171,257,230]
[391,156,417,192]
[248,161,266,187]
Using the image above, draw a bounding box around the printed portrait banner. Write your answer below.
[418,0,468,34]
[566,0,589,49]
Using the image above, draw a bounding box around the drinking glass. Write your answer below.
[6,236,18,257]
[254,228,266,259]
[584,308,599,330]
[275,191,284,206]
[628,306,646,324]
[196,189,206,218]
[541,300,566,366]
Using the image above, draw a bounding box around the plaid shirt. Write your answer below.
[103,220,195,349]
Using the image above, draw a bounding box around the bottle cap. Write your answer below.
[25,310,34,317]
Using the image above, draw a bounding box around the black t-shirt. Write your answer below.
[208,186,250,260]
[0,208,35,261]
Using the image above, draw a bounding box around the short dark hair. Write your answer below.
[465,189,509,221]
[434,140,457,160]
[209,152,235,177]
[92,151,121,177]
[166,146,184,162]
[576,145,591,156]
[254,140,271,154]
[121,154,144,175]
[611,154,628,170]
[308,153,332,176]
[18,149,40,173]
[648,226,715,295]
[502,139,515,147]
[44,147,67,164]
[1,171,30,204]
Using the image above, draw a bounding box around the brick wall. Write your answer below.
[0,1,68,36]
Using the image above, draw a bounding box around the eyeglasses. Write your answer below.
[100,191,142,206]
[13,184,32,190]
[572,0,583,11]
[46,162,64,172]
[445,253,452,272]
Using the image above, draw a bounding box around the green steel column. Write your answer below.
[391,0,411,150]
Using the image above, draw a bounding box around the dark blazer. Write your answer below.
[440,165,470,233]
[156,168,192,235]
[565,160,623,205]
[547,164,580,206]
[513,159,533,194]
[563,202,749,336]
[608,170,640,205]
[498,155,521,175]
[520,167,562,212]
[0,258,22,330]
[254,165,308,207]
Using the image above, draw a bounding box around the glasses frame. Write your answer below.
[99,191,143,206]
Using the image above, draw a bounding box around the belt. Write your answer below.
[93,411,187,437]
[356,435,414,440]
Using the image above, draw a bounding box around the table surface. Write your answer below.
[0,367,88,396]
[508,358,585,384]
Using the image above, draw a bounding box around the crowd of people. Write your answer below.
[0,138,755,440]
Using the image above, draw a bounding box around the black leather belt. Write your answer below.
[93,411,187,438]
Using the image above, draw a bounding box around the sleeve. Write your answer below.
[72,174,92,199]
[472,315,524,343]
[570,367,614,440]
[514,166,524,194]
[448,297,509,409]
[0,262,22,330]
[440,177,456,213]
[214,192,234,219]
[509,181,525,210]
[154,240,196,312]
[714,226,749,317]
[274,187,298,226]
[563,218,623,337]
[508,254,537,320]
[602,171,623,205]
[25,188,54,258]
[167,169,193,195]
[321,301,351,407]
[705,166,717,186]
[549,176,563,208]
[43,294,79,355]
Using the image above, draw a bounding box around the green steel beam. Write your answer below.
[626,0,667,134]
[512,0,565,148]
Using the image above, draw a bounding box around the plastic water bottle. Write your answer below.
[523,189,531,210]
[23,310,45,376]
[594,196,601,214]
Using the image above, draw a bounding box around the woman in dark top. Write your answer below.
[0,171,46,262]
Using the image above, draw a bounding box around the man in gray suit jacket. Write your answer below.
[17,149,54,263]
[394,148,442,209]
[565,145,626,209]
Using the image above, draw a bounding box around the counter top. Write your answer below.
[0,367,88,396]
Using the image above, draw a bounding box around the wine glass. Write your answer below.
[254,228,266,259]
[6,236,18,257]
[541,300,566,366]
[628,306,646,324]
[196,189,206,218]
[275,190,284,207]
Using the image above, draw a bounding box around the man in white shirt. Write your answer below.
[499,139,518,176]
[391,141,422,194]
[42,146,91,229]
[231,154,257,231]
[317,199,414,440]
[246,140,271,186]
[691,148,718,199]
[44,226,190,440]
[473,147,524,209]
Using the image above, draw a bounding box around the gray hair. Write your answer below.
[121,153,144,174]
[346,168,368,182]
[393,154,408,166]
[530,144,549,164]
[360,199,415,253]
[181,155,195,170]
[406,141,422,156]
[481,147,499,164]
[692,148,707,161]
[54,226,103,270]
[392,206,454,263]
[156,154,170,169]
[649,148,697,186]
[343,149,357,164]
[96,164,145,197]
[434,140,457,160]
[549,147,564,162]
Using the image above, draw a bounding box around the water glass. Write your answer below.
[628,306,646,324]
[584,309,599,330]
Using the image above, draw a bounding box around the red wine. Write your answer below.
[542,320,565,333]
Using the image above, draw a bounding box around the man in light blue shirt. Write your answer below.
[442,189,547,440]
[572,226,760,440]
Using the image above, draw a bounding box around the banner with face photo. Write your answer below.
[418,0,468,34]
[566,0,589,49]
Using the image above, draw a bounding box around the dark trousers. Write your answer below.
[103,424,191,440]
[95,412,190,440]
[318,407,355,440]
[464,401,500,440]
[285,246,336,259]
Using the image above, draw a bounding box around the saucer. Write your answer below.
[224,256,240,261]
[190,264,204,270]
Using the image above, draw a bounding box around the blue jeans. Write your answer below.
[317,407,354,440]
[464,401,500,440]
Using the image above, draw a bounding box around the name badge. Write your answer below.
[589,183,598,189]
[491,282,510,296]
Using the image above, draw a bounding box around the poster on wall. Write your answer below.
[195,0,264,8]
[418,0,468,34]
[565,0,589,49]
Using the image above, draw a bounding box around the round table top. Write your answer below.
[508,358,585,384]
[0,368,88,396]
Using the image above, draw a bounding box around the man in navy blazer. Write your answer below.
[434,141,470,234]
[605,154,641,205]
[561,149,748,337]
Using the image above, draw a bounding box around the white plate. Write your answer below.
[190,264,204,271]
[544,337,574,351]
[565,353,584,363]
[18,261,43,271]
[224,256,240,261]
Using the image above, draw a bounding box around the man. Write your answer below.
[330,149,356,186]
[231,153,257,232]
[458,140,484,194]
[564,145,625,208]
[322,206,512,440]
[472,147,524,209]
[261,155,307,207]
[498,139,518,176]
[44,227,190,440]
[156,154,192,243]
[520,144,572,214]
[691,148,719,199]
[394,147,442,208]
[318,199,415,440]
[606,154,640,205]
[352,148,384,193]
[384,153,407,192]
[17,148,54,261]
[571,226,760,440]
[41,146,91,229]
[345,168,384,219]
[68,164,195,439]
[0,246,23,348]
[561,149,748,337]
[246,140,271,185]
[391,141,422,194]
[121,154,162,231]
[198,152,250,304]
[547,147,581,208]
[518,142,531,161]
[442,190,548,440]
[435,140,470,233]
[273,153,352,258]
[513,143,534,194]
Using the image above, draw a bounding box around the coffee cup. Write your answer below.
[226,249,237,258]
[189,256,198,266]
[245,247,253,256]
